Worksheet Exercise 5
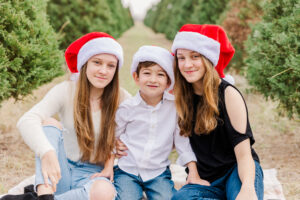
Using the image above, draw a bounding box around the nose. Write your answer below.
[184,58,193,68]
[98,65,108,74]
[150,74,157,82]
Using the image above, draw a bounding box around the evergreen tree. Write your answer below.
[0,0,63,104]
[47,0,133,49]
[245,0,300,117]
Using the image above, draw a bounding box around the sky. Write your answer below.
[121,0,161,21]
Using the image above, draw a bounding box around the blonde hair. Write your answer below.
[74,63,119,163]
[174,55,220,136]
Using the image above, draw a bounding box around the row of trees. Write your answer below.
[144,0,230,41]
[144,0,299,118]
[0,0,133,104]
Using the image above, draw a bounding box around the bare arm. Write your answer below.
[225,86,257,200]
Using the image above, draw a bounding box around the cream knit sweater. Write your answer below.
[17,81,131,162]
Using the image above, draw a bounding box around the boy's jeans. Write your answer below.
[35,126,115,200]
[171,161,264,200]
[114,165,176,200]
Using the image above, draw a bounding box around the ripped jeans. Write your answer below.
[35,126,115,200]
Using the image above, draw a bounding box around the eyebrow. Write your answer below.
[177,51,199,56]
[92,58,117,64]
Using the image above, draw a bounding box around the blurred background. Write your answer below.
[0,0,299,199]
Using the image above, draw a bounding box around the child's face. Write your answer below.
[176,49,206,84]
[133,64,170,101]
[86,53,118,90]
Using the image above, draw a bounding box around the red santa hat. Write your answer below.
[65,32,123,73]
[131,45,174,90]
[171,24,235,83]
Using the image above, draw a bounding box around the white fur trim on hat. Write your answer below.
[223,74,235,85]
[131,45,174,90]
[77,37,123,71]
[171,31,220,66]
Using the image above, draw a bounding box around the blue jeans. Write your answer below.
[171,161,264,200]
[114,166,176,200]
[35,126,115,200]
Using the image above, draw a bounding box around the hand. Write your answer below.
[236,186,258,200]
[186,173,210,186]
[91,166,114,182]
[115,139,128,158]
[41,150,61,192]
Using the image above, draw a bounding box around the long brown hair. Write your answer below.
[174,55,220,137]
[74,63,119,163]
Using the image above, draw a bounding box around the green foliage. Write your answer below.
[47,0,133,49]
[216,0,264,72]
[189,0,230,24]
[0,0,64,104]
[144,0,229,40]
[245,0,300,117]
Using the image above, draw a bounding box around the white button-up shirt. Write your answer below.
[115,91,196,181]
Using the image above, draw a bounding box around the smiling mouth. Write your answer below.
[147,85,158,88]
[185,70,196,74]
[96,76,106,80]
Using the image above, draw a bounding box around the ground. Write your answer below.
[0,22,299,199]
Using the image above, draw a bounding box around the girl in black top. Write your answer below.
[171,24,264,200]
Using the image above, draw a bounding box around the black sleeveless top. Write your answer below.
[188,80,259,183]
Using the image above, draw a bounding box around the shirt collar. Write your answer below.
[132,90,175,106]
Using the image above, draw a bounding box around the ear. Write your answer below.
[132,72,139,84]
[166,77,171,89]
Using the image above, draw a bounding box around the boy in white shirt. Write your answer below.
[113,46,201,200]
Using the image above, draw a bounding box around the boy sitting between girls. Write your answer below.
[112,46,201,200]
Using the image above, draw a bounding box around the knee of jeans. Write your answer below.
[89,180,116,200]
[171,191,185,200]
[43,118,63,131]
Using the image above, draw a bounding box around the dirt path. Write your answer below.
[0,22,299,199]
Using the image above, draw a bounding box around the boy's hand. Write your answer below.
[90,167,114,182]
[116,139,128,158]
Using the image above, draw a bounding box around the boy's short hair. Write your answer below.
[136,61,157,75]
[136,61,171,85]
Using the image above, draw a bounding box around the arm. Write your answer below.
[173,122,210,185]
[185,161,210,186]
[91,154,115,181]
[234,140,257,200]
[17,81,69,193]
[114,103,129,157]
[17,81,68,158]
[225,86,257,200]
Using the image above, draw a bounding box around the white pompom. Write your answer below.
[70,73,80,81]
[223,74,235,85]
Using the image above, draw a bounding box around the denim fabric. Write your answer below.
[171,161,264,200]
[114,166,176,200]
[35,126,115,200]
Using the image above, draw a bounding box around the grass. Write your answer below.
[0,22,299,199]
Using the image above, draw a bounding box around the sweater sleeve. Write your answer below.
[17,81,70,158]
[174,121,197,166]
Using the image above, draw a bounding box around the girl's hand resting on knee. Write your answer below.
[41,150,61,192]
[236,186,258,200]
[185,161,210,186]
[186,174,210,186]
[115,139,128,158]
[91,167,114,182]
